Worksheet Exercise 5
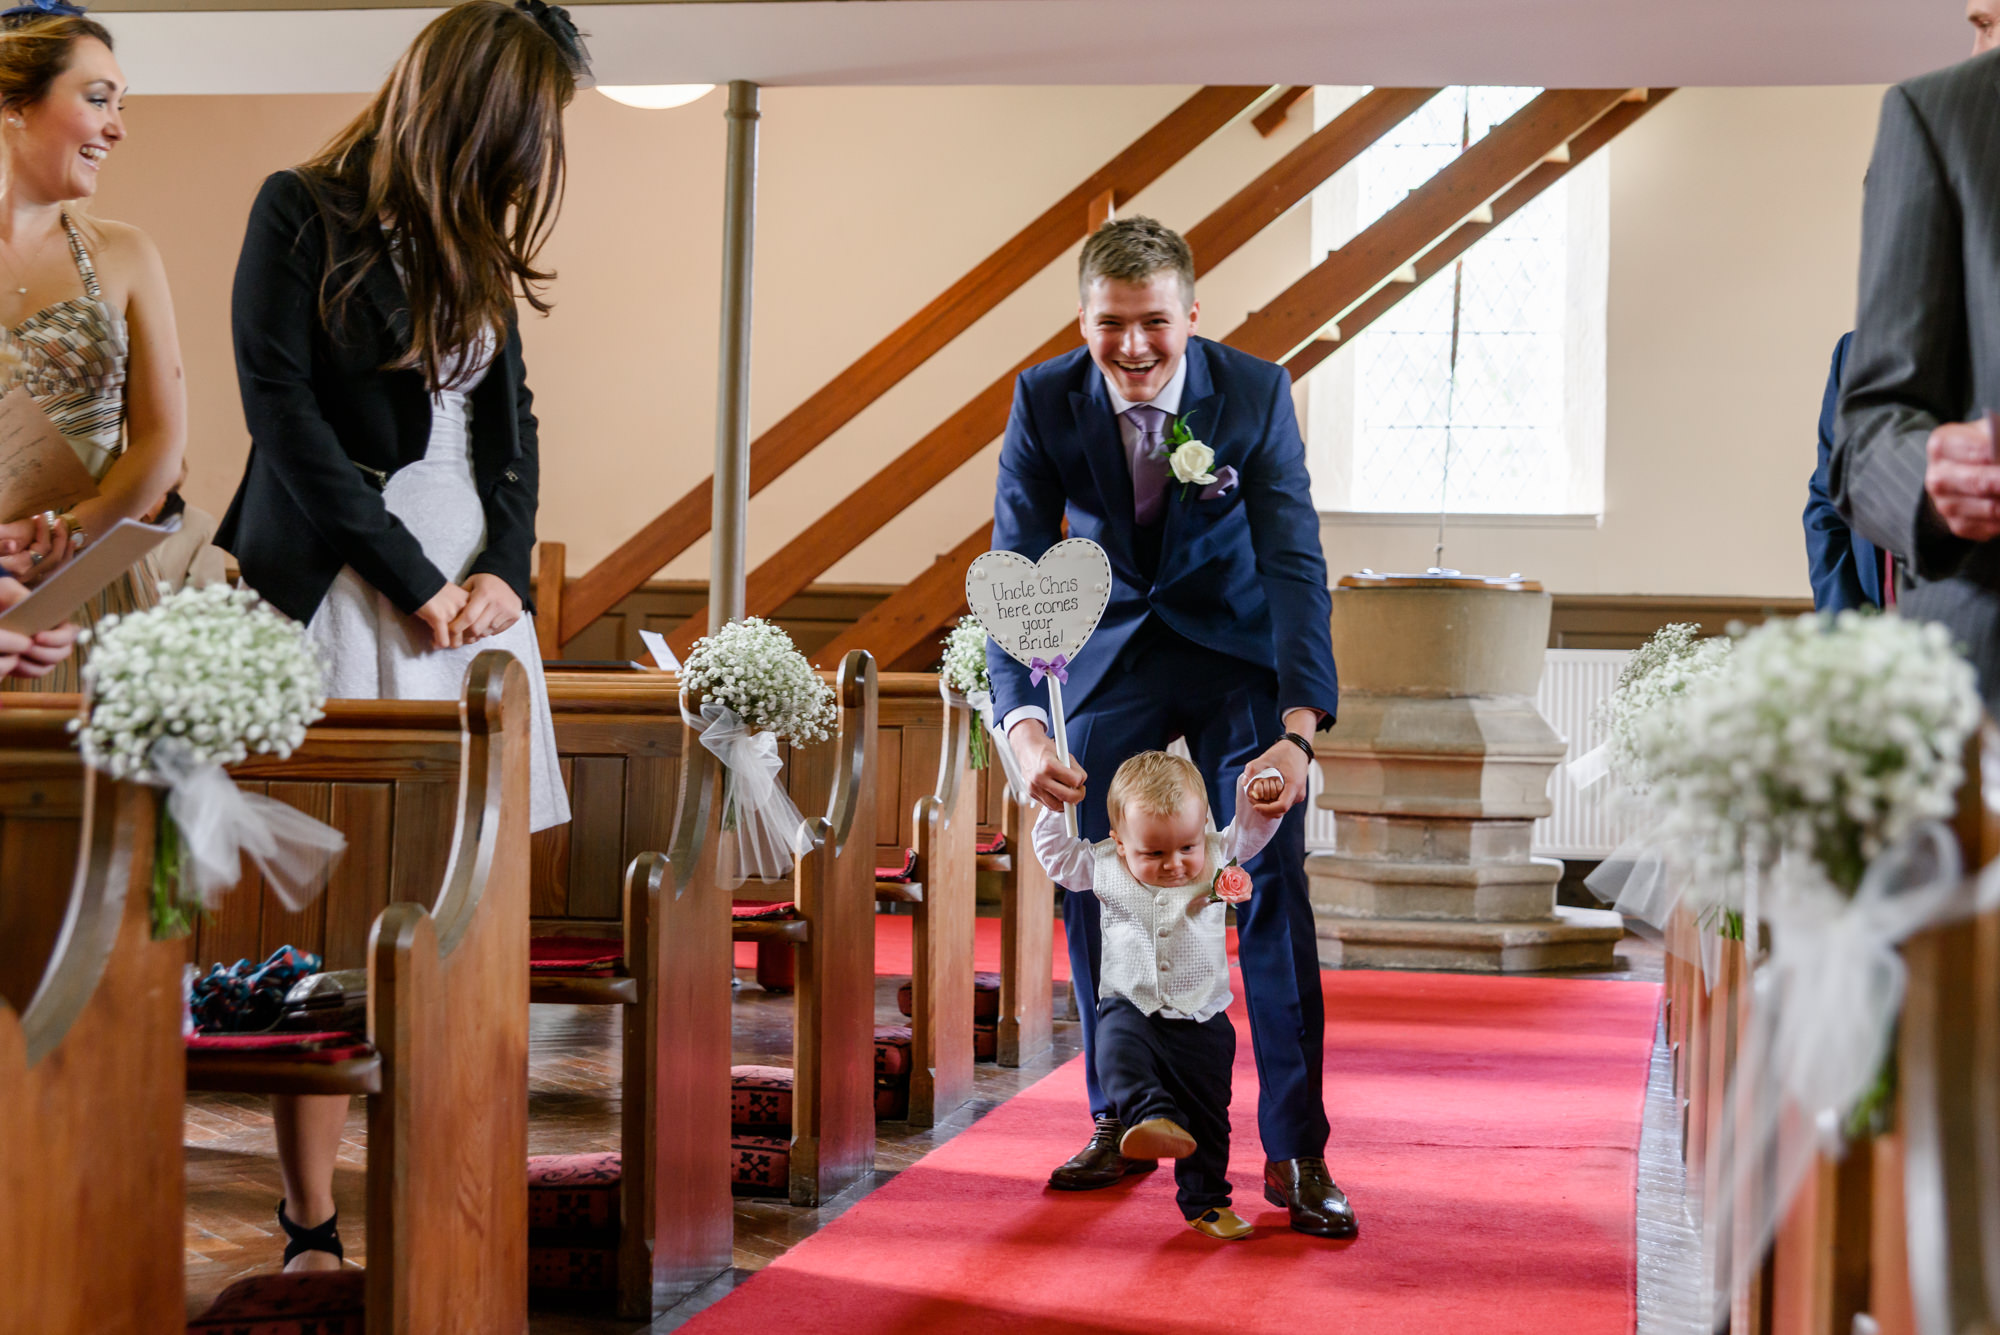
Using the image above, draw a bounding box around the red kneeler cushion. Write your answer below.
[186,1270,366,1334]
[895,972,1002,1021]
[731,901,802,921]
[731,1065,794,1132]
[732,1134,790,1195]
[873,1025,912,1078]
[529,1238,620,1294]
[185,1031,374,1064]
[527,936,624,974]
[527,1154,622,1295]
[875,849,917,883]
[527,1151,621,1232]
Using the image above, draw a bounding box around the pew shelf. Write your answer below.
[186,1053,383,1097]
[529,975,639,1006]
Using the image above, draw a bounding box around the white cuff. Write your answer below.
[1002,706,1051,737]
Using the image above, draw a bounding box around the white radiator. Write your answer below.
[1302,648,1634,860]
[1532,649,1632,858]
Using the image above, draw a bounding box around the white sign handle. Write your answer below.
[1046,673,1079,838]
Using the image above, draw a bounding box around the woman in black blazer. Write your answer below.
[215,0,587,1273]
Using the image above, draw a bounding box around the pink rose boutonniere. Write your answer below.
[1208,859,1252,905]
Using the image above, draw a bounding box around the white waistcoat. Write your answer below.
[1090,832,1234,1022]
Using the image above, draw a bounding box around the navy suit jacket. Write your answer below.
[1806,333,1882,611]
[986,336,1339,728]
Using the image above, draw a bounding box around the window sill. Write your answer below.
[1320,511,1603,530]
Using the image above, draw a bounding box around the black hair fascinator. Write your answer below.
[514,0,593,89]
[0,0,88,20]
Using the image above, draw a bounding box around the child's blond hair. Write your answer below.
[1105,751,1206,830]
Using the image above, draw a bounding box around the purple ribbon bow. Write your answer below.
[1029,654,1070,687]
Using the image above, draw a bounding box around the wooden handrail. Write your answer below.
[816,89,1657,671]
[1228,87,1631,362]
[665,87,1442,660]
[556,85,1270,646]
[1282,90,1671,381]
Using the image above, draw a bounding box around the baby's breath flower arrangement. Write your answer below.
[679,617,835,745]
[1594,622,1732,797]
[679,618,834,885]
[1638,612,1978,896]
[74,583,334,938]
[940,615,992,770]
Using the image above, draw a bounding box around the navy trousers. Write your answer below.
[1095,996,1236,1216]
[1063,627,1330,1162]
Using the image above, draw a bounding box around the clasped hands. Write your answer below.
[0,511,73,584]
[1926,415,2000,541]
[1008,708,1316,822]
[414,572,521,650]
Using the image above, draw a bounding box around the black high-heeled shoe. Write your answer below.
[276,1200,343,1265]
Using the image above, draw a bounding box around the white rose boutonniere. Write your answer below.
[1168,440,1217,487]
[1162,412,1218,499]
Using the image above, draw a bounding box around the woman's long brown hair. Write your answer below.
[300,0,573,389]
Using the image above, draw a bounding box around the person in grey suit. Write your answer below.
[1833,9,2000,705]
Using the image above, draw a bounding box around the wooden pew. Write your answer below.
[1869,719,2000,1335]
[522,667,678,1317]
[523,663,738,1311]
[875,676,977,1127]
[752,652,879,1202]
[0,710,182,1335]
[647,682,734,1304]
[988,776,1055,1067]
[185,652,531,1334]
[1751,722,2000,1335]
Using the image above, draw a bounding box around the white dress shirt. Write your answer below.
[1030,769,1281,1021]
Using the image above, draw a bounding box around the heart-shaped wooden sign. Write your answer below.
[965,538,1113,670]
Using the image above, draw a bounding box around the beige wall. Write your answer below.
[98,83,1884,601]
[1318,84,1887,596]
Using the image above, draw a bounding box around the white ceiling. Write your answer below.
[106,0,1970,97]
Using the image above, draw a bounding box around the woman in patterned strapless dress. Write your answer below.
[0,6,185,694]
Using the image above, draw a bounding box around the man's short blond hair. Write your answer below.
[1078,216,1196,308]
[1105,751,1206,829]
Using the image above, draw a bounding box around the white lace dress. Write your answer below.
[304,338,570,832]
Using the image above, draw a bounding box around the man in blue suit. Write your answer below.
[1806,333,1884,611]
[987,217,1354,1238]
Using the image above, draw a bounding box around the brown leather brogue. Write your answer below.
[1262,1157,1359,1238]
[1047,1116,1158,1191]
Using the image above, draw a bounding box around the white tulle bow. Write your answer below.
[1565,740,1612,791]
[150,737,346,912]
[685,701,812,887]
[1708,821,1997,1322]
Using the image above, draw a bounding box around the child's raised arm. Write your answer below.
[1031,801,1098,893]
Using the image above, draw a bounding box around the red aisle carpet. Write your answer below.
[683,970,1661,1335]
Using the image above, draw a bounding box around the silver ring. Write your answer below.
[28,549,43,567]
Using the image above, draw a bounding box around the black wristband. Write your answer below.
[1282,731,1315,762]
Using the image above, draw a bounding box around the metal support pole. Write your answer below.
[709,79,759,631]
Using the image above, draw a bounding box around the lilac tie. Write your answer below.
[1124,403,1170,526]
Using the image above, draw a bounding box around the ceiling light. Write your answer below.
[598,85,715,111]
